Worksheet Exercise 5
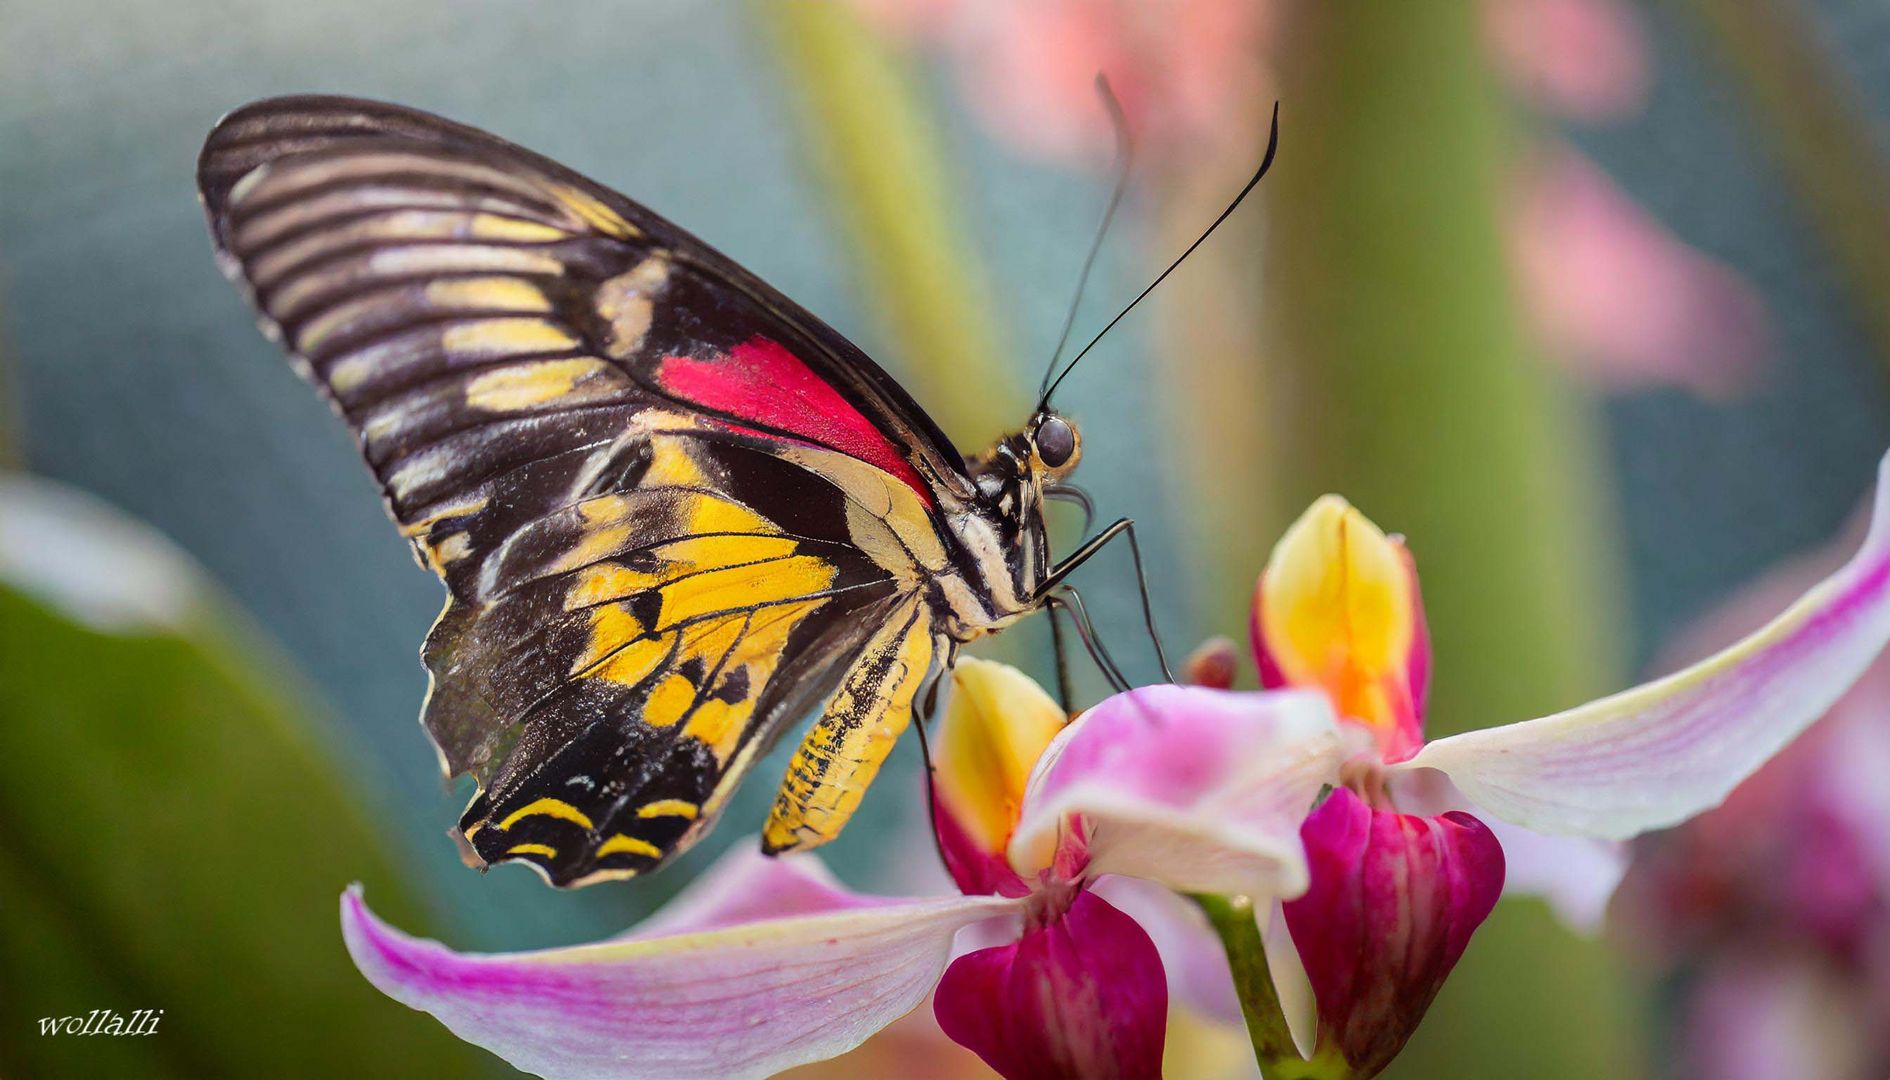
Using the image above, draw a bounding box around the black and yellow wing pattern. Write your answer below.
[199,96,966,887]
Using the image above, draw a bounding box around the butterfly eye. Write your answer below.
[1035,416,1077,469]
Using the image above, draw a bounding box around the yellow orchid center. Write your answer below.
[1254,495,1429,759]
[933,658,1068,861]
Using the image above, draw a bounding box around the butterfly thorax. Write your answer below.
[932,412,1081,642]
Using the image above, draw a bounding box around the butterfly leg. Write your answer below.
[1047,598,1077,710]
[911,671,957,878]
[1046,587,1131,693]
[1038,518,1176,683]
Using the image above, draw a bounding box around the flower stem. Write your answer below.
[1193,893,1341,1079]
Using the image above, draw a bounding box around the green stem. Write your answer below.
[1194,893,1342,1079]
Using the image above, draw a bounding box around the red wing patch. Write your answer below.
[657,336,934,506]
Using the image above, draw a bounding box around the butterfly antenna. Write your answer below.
[1041,102,1281,406]
[1039,75,1135,402]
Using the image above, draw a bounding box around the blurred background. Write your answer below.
[3,0,1887,1076]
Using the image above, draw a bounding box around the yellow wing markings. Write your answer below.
[324,307,579,395]
[505,843,559,859]
[464,357,617,412]
[246,207,568,287]
[681,598,829,760]
[642,670,701,729]
[423,275,555,312]
[596,833,663,859]
[589,631,672,688]
[654,553,836,629]
[295,273,557,355]
[560,543,804,614]
[636,800,698,820]
[438,317,581,361]
[496,797,594,832]
[550,183,642,240]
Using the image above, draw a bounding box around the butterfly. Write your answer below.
[196,95,1177,888]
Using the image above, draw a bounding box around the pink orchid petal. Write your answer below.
[1484,0,1648,122]
[1282,790,1506,1076]
[934,890,1168,1080]
[1011,686,1343,899]
[1403,451,1890,840]
[1510,149,1767,398]
[342,882,1014,1079]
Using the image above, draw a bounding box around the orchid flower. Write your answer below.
[340,658,1342,1079]
[1171,450,1890,1077]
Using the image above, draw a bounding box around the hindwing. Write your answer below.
[198,96,973,885]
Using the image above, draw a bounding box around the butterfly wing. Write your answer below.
[199,96,969,886]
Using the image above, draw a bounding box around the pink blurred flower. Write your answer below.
[1623,509,1890,1077]
[853,0,1276,162]
[1484,0,1649,121]
[1510,148,1768,399]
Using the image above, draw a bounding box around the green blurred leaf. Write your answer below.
[0,480,483,1077]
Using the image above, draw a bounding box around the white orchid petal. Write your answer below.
[1263,902,1319,1060]
[1403,451,1890,839]
[1482,817,1627,932]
